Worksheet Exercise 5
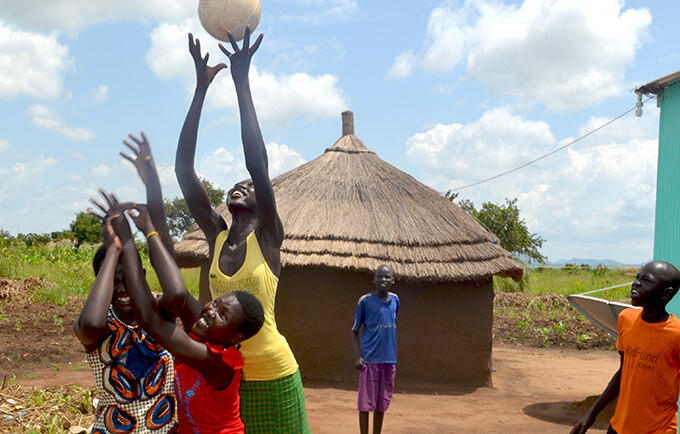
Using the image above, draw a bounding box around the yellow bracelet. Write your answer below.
[146,231,160,240]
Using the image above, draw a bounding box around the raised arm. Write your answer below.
[97,191,234,389]
[219,28,284,249]
[125,203,202,328]
[73,212,122,351]
[570,352,623,434]
[120,132,174,256]
[175,34,228,244]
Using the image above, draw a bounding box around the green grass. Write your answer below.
[0,241,201,304]
[493,265,637,301]
[1,240,638,304]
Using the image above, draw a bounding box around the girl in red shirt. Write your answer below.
[90,190,264,433]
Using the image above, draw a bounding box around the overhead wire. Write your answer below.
[448,97,654,192]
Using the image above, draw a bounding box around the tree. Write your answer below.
[69,211,102,246]
[164,178,226,238]
[445,192,547,264]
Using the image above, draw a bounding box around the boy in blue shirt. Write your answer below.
[352,264,399,434]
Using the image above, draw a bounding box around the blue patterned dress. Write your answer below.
[86,309,177,433]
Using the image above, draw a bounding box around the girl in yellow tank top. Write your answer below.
[209,230,298,380]
[176,28,310,433]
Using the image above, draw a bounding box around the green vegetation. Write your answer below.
[0,228,638,353]
[0,237,201,304]
[1,232,636,305]
[446,193,546,263]
[490,264,637,349]
[493,264,636,301]
[69,212,101,246]
[164,178,226,238]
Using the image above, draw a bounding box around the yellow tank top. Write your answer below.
[209,230,298,381]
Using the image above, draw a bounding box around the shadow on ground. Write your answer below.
[523,396,616,430]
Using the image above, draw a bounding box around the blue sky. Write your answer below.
[0,0,677,264]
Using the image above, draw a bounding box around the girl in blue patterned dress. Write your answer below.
[75,133,179,433]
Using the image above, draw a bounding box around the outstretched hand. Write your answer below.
[218,25,263,84]
[89,189,134,245]
[88,205,121,253]
[125,204,155,236]
[120,132,155,186]
[189,33,227,90]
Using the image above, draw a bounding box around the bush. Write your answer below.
[69,212,102,247]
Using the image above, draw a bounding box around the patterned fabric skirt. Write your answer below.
[239,370,310,434]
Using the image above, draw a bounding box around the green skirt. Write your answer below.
[240,370,311,433]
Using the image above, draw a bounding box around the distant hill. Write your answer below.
[548,258,638,267]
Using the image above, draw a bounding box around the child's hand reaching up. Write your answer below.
[120,132,155,187]
[89,189,134,245]
[126,204,155,237]
[88,205,122,254]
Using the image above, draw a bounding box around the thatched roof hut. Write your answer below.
[175,111,522,283]
[174,111,522,388]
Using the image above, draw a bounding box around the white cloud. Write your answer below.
[407,108,659,262]
[198,148,249,189]
[265,142,306,176]
[0,140,11,154]
[93,85,108,103]
[29,104,96,141]
[147,19,348,126]
[0,22,70,100]
[2,0,194,34]
[422,4,470,73]
[390,0,651,110]
[386,51,417,81]
[146,19,199,82]
[407,108,555,178]
[578,110,659,142]
[197,141,305,189]
[210,68,347,125]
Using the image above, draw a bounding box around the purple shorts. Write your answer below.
[358,363,396,412]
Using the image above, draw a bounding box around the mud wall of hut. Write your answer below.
[273,265,494,388]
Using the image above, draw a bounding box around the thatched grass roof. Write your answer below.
[175,111,523,282]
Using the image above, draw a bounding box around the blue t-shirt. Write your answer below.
[351,292,399,364]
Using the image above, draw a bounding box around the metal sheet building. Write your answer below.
[638,71,680,312]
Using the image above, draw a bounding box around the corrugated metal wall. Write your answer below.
[654,81,680,313]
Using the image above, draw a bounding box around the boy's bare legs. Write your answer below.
[373,411,384,434]
[359,411,369,434]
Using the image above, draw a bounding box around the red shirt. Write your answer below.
[175,335,244,433]
[611,308,680,434]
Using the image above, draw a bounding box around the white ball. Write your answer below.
[198,0,261,42]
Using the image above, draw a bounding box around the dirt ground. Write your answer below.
[493,292,616,349]
[0,282,617,379]
[11,345,619,433]
[0,279,621,433]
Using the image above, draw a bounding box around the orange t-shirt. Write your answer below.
[611,308,680,434]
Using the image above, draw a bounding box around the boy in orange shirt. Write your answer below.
[571,260,680,434]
